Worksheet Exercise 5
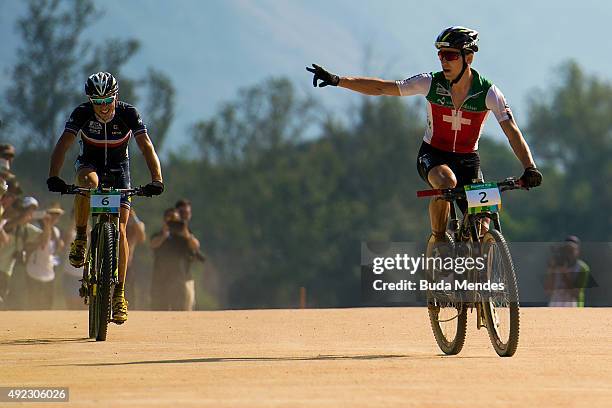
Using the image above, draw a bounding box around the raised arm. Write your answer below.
[306,64,400,96]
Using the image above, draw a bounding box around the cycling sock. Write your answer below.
[75,226,87,240]
[431,231,447,241]
[114,282,125,298]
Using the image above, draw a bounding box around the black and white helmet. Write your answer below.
[85,72,119,97]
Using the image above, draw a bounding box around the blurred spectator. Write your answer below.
[0,143,16,166]
[545,235,591,307]
[0,197,52,309]
[175,199,193,224]
[150,207,200,310]
[0,158,14,220]
[1,181,23,220]
[125,207,146,308]
[175,199,205,308]
[25,206,64,309]
[175,198,206,262]
[0,156,16,307]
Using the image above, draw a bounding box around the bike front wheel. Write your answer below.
[87,230,98,339]
[481,229,520,357]
[94,222,116,342]
[426,232,467,355]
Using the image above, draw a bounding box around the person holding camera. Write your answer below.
[150,208,201,310]
[545,235,591,307]
[25,206,65,309]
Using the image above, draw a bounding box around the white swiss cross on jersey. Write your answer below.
[430,104,488,153]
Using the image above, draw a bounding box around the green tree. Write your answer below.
[5,0,96,151]
[526,60,612,240]
[191,78,316,164]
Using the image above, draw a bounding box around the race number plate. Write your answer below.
[464,182,501,214]
[90,192,121,214]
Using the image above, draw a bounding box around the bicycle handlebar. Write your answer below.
[416,177,525,201]
[62,185,148,198]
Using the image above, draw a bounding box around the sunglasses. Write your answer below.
[438,50,462,61]
[90,95,116,105]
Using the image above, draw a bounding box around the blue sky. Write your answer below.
[1,0,610,151]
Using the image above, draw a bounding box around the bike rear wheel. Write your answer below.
[481,229,520,357]
[94,222,115,342]
[426,232,467,355]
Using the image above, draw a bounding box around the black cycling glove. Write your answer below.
[47,176,68,193]
[519,166,542,188]
[306,64,340,87]
[142,180,164,197]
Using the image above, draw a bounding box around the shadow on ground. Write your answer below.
[0,337,92,345]
[56,353,495,366]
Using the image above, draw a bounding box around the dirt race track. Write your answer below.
[1,308,611,407]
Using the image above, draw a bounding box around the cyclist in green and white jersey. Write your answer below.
[307,26,542,242]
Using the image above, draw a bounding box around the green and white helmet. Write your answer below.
[435,26,479,52]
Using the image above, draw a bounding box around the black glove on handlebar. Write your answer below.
[519,167,542,188]
[306,64,340,87]
[47,176,68,193]
[142,180,164,197]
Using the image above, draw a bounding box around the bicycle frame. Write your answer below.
[84,210,120,291]
[418,177,522,247]
[448,199,502,245]
[68,183,143,302]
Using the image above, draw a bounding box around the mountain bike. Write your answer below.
[64,177,146,341]
[417,177,525,357]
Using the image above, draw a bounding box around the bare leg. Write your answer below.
[427,165,457,242]
[74,169,98,229]
[118,207,130,286]
[112,206,131,323]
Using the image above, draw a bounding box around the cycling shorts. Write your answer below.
[74,156,131,209]
[416,141,482,213]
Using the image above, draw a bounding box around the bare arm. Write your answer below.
[37,219,53,250]
[127,218,146,246]
[150,228,168,249]
[178,224,200,252]
[23,220,52,252]
[56,235,65,253]
[49,132,76,177]
[338,77,401,96]
[0,221,9,247]
[499,118,536,169]
[134,133,163,182]
[186,233,200,252]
